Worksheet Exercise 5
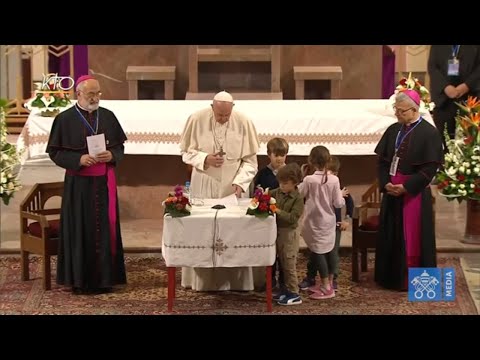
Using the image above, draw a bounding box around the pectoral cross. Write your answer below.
[218,147,226,156]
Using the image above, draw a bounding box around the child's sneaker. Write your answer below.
[309,286,335,300]
[307,283,323,293]
[298,277,315,291]
[272,286,287,301]
[277,292,302,306]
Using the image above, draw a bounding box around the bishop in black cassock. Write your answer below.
[46,75,127,294]
[374,90,444,291]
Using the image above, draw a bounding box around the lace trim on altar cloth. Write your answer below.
[27,131,383,145]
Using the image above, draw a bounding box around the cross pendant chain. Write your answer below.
[213,119,228,156]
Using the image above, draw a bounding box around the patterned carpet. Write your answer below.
[0,254,477,315]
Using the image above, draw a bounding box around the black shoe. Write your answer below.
[277,292,302,306]
[72,287,85,295]
[273,289,287,302]
[298,277,315,291]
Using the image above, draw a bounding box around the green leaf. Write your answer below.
[31,97,44,107]
[2,195,11,206]
[0,98,8,111]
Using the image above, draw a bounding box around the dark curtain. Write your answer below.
[382,45,396,99]
[48,45,89,86]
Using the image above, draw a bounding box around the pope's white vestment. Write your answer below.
[179,106,261,291]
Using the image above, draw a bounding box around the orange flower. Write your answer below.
[165,196,177,203]
[270,204,277,213]
[470,112,480,127]
[466,96,480,109]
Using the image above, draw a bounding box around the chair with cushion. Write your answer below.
[351,180,381,282]
[20,182,64,290]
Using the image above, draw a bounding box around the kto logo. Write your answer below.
[38,73,75,92]
[408,268,455,302]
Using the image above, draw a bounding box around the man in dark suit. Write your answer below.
[428,45,480,144]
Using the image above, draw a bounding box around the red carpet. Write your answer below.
[0,254,476,315]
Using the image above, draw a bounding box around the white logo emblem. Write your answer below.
[39,73,75,91]
[410,270,440,299]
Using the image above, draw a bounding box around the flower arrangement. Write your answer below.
[246,186,277,218]
[24,82,72,117]
[162,185,192,217]
[435,96,480,203]
[390,72,435,114]
[0,99,22,205]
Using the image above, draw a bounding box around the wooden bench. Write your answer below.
[293,66,343,99]
[126,66,175,100]
[5,114,28,134]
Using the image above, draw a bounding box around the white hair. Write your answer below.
[75,81,86,92]
[396,92,419,110]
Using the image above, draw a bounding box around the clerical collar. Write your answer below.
[76,102,97,114]
[405,116,421,128]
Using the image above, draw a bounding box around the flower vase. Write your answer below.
[463,199,480,244]
[40,109,59,117]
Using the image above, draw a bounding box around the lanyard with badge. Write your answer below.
[75,104,99,135]
[75,104,106,156]
[389,119,423,176]
[448,45,460,76]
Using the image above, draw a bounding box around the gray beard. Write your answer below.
[87,103,99,112]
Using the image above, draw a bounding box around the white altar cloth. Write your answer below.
[17,99,434,163]
[162,204,277,268]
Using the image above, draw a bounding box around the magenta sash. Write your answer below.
[390,172,421,268]
[66,163,117,258]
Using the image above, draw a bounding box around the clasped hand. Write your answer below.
[385,182,406,197]
[444,83,469,99]
[80,151,113,167]
[205,152,224,169]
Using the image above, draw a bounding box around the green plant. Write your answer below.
[0,98,22,205]
[246,186,276,218]
[24,89,72,117]
[162,185,192,217]
[436,96,480,203]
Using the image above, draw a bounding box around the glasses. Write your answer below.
[80,91,102,99]
[393,106,414,114]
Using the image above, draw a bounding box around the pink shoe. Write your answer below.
[307,284,323,293]
[309,286,335,300]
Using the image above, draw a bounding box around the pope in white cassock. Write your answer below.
[179,91,260,291]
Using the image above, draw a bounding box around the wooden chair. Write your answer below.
[351,180,381,282]
[20,182,64,290]
[351,180,437,282]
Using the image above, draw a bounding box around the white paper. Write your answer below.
[237,197,252,207]
[86,133,106,157]
[389,155,399,176]
[201,193,239,207]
